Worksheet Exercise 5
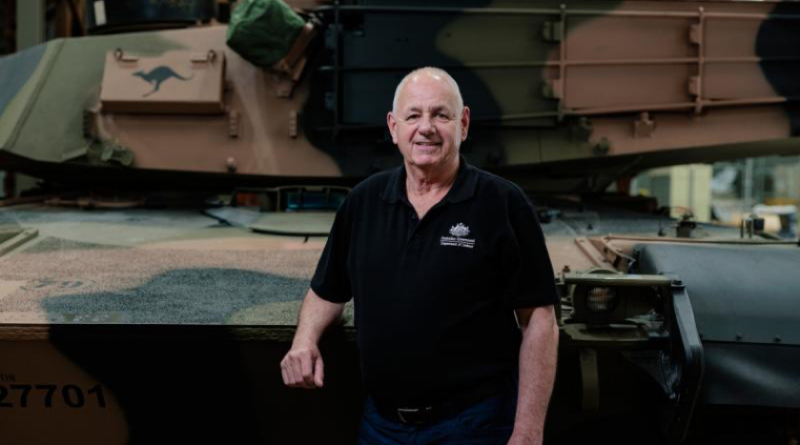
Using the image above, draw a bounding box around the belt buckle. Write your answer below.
[396,406,433,425]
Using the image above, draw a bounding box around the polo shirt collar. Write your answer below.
[381,156,478,204]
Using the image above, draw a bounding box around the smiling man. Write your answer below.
[281,67,559,445]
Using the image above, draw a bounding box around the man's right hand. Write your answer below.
[281,342,325,389]
[281,288,344,389]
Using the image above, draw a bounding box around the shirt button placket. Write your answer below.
[407,212,421,256]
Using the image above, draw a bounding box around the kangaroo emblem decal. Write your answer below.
[132,66,194,97]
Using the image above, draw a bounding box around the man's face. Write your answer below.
[387,75,470,171]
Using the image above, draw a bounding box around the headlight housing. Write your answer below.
[586,286,618,313]
[564,273,670,324]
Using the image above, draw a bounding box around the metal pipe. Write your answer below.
[574,96,790,116]
[744,158,754,212]
[694,7,706,114]
[314,5,800,21]
[558,4,567,122]
[317,93,795,128]
[604,235,797,245]
[316,55,800,73]
[332,1,341,138]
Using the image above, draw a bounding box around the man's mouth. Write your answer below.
[413,141,442,147]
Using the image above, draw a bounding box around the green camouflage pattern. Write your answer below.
[0,1,798,443]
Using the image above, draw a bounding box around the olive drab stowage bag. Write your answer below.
[226,0,306,68]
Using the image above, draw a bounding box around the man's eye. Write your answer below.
[436,113,451,120]
[406,115,419,122]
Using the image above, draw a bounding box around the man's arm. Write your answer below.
[280,288,345,389]
[509,304,559,445]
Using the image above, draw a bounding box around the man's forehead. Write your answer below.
[398,76,459,110]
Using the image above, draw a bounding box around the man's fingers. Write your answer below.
[282,359,297,386]
[288,357,308,388]
[280,362,290,386]
[301,352,316,387]
[281,347,325,389]
[314,355,325,388]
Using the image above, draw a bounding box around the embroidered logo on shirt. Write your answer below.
[449,223,470,237]
[441,223,476,249]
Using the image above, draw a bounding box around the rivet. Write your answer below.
[736,333,743,341]
[226,157,237,173]
[774,335,782,343]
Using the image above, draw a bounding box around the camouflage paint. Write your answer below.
[757,1,800,136]
[0,211,362,443]
[1,1,799,191]
[303,0,620,174]
[1,34,186,163]
[0,3,799,441]
[0,43,54,154]
[0,44,46,116]
[39,274,360,444]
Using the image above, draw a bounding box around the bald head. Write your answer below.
[392,67,464,115]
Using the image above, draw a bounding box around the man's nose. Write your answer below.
[418,115,435,135]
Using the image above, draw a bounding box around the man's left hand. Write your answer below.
[508,304,558,445]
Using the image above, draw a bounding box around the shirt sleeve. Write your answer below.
[310,199,353,303]
[501,199,560,309]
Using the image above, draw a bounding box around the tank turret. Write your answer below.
[1,0,799,192]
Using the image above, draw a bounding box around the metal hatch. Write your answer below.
[99,48,225,114]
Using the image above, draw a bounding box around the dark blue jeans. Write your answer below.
[357,382,517,445]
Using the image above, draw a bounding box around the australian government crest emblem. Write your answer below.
[440,223,476,249]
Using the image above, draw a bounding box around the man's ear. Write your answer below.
[461,106,471,141]
[387,111,398,144]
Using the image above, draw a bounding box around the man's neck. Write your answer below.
[405,157,459,198]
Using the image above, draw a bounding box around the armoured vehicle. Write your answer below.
[0,0,799,443]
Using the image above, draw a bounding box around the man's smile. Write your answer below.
[413,141,442,148]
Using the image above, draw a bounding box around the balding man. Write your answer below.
[281,67,559,445]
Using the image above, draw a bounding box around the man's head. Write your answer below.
[387,67,470,172]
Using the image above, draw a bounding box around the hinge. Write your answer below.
[689,24,702,45]
[593,137,611,156]
[687,76,700,97]
[634,112,655,138]
[542,21,564,42]
[570,117,592,142]
[113,48,138,62]
[289,110,298,138]
[190,49,217,64]
[228,109,240,139]
[541,79,563,100]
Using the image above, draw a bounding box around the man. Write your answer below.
[281,67,559,445]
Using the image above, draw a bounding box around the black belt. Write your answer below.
[372,376,509,425]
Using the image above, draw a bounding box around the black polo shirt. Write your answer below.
[311,158,558,407]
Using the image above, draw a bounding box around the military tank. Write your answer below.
[0,1,798,444]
